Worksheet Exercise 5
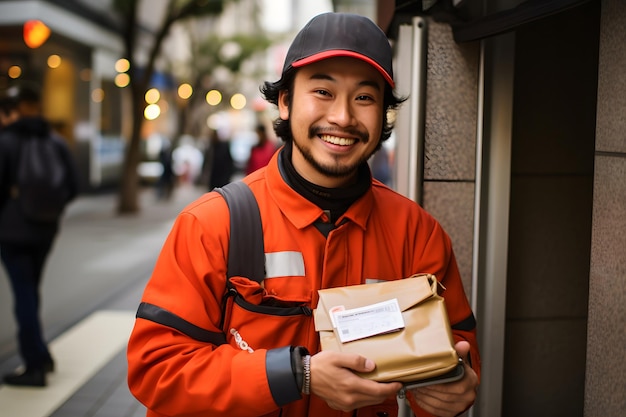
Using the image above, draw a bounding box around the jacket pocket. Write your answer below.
[223,276,313,351]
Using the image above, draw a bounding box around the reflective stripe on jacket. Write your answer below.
[127,149,480,417]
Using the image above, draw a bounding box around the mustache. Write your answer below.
[308,126,369,143]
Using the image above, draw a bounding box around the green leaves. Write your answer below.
[198,33,272,73]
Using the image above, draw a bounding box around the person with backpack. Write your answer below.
[127,13,479,417]
[0,82,79,387]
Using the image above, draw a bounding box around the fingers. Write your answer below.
[409,354,479,417]
[313,350,376,375]
[310,351,402,412]
[411,385,476,417]
[411,389,460,417]
[344,353,376,374]
[454,340,471,361]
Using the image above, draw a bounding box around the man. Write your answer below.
[127,12,480,417]
[0,83,79,386]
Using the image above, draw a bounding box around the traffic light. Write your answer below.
[23,20,51,49]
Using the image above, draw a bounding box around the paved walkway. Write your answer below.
[0,184,207,417]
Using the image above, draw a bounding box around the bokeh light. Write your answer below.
[23,20,50,48]
[47,54,61,69]
[144,103,161,120]
[8,65,22,79]
[91,88,104,103]
[206,89,222,106]
[115,73,130,87]
[178,83,193,100]
[230,93,246,110]
[115,58,130,73]
[145,88,160,104]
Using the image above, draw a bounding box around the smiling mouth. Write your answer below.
[320,134,356,146]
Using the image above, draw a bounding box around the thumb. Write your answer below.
[350,356,376,373]
[455,340,471,361]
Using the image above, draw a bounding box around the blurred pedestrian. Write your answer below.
[204,129,235,189]
[0,82,79,387]
[155,137,175,201]
[172,135,204,185]
[245,124,278,175]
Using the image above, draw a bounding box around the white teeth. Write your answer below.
[320,134,356,146]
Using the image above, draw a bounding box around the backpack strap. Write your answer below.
[135,181,265,347]
[214,181,265,333]
[214,181,265,282]
[8,133,25,198]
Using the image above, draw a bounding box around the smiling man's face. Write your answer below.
[278,56,385,188]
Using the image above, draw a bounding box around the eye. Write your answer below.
[315,89,331,97]
[356,93,378,103]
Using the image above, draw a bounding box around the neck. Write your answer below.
[279,143,371,222]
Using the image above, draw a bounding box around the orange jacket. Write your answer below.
[127,150,480,417]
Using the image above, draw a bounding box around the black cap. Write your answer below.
[281,12,394,88]
[6,81,41,103]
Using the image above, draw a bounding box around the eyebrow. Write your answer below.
[309,73,382,91]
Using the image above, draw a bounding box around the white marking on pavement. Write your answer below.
[0,310,135,417]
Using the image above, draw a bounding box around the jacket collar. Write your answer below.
[265,147,374,231]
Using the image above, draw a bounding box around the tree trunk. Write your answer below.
[113,0,226,215]
[116,86,145,214]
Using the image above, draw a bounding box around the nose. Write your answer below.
[326,97,356,127]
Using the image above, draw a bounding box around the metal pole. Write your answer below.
[396,15,427,417]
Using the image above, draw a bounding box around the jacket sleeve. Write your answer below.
[126,194,300,416]
[408,216,481,417]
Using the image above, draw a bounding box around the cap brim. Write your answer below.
[292,50,395,88]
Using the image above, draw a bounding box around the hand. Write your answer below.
[409,341,479,417]
[310,350,402,412]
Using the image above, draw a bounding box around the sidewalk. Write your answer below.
[0,183,207,417]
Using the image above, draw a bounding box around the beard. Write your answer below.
[291,125,375,179]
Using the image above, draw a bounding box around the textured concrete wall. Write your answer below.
[585,0,626,415]
[421,20,479,295]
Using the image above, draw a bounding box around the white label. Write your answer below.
[332,299,405,343]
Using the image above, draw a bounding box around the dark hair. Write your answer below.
[7,81,42,103]
[260,68,406,150]
[0,94,18,116]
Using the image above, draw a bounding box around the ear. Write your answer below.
[278,90,290,120]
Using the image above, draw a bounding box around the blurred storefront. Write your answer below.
[0,0,128,191]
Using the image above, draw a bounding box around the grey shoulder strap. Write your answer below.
[214,181,265,283]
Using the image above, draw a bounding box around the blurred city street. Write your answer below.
[0,184,207,417]
[0,0,624,415]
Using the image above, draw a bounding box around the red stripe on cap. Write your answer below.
[292,50,395,88]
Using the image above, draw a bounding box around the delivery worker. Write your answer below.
[127,12,480,417]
